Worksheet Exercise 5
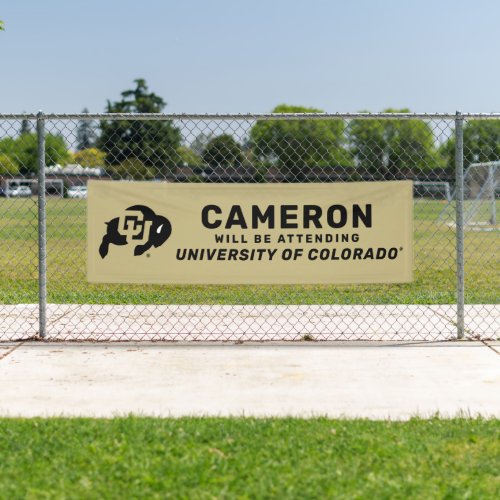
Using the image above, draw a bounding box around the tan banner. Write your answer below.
[87,181,413,284]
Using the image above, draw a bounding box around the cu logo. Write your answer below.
[99,205,172,258]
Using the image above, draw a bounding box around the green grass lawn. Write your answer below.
[0,198,498,305]
[0,417,498,498]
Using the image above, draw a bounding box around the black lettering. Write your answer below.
[353,204,372,228]
[226,206,247,229]
[388,248,398,259]
[252,205,275,229]
[353,248,363,259]
[303,205,322,229]
[341,248,351,259]
[281,205,298,229]
[202,205,222,229]
[320,249,330,260]
[327,205,347,228]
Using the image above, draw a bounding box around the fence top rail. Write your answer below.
[2,111,500,121]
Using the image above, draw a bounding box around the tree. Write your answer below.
[440,120,500,172]
[349,115,385,174]
[350,109,439,178]
[0,133,71,175]
[249,104,351,181]
[0,153,19,176]
[76,108,97,150]
[0,20,4,31]
[106,158,155,180]
[191,132,214,156]
[73,147,106,167]
[202,134,243,169]
[177,146,203,167]
[97,79,181,178]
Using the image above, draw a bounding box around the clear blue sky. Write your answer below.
[2,0,500,114]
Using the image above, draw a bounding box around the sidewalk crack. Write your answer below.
[483,341,500,356]
[425,305,476,339]
[0,342,24,362]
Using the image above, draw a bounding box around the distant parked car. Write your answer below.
[67,185,87,199]
[8,185,32,197]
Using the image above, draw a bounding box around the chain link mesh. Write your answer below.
[0,113,498,341]
[0,117,39,339]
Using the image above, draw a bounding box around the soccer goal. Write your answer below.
[439,162,499,229]
[413,181,452,201]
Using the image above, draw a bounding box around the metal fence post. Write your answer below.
[489,165,497,226]
[37,111,47,338]
[455,111,465,339]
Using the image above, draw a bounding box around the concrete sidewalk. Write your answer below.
[1,342,499,419]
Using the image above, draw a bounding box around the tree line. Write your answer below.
[2,79,500,180]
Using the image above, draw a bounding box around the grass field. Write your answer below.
[0,417,498,498]
[0,198,498,305]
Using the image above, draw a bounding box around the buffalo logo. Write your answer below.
[99,205,172,259]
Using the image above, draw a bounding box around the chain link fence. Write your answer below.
[0,112,498,341]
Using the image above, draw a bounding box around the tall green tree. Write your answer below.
[73,147,106,167]
[76,108,97,150]
[440,120,500,172]
[350,109,440,178]
[177,146,203,167]
[249,104,350,181]
[0,153,19,176]
[0,134,70,174]
[97,79,181,178]
[202,134,243,169]
[106,158,156,181]
[349,115,385,173]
